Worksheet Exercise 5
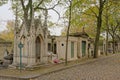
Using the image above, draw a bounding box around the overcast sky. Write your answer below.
[0,1,14,32]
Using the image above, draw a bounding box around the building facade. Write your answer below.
[48,31,94,62]
[103,40,120,54]
[13,18,94,67]
[13,18,48,67]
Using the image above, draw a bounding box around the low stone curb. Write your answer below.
[29,58,97,79]
[29,55,114,79]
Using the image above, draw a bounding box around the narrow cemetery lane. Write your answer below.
[39,54,120,80]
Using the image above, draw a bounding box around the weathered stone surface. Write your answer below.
[38,54,120,80]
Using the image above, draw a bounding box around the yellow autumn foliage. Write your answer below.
[0,20,14,42]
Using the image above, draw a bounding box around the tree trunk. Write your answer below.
[21,0,33,32]
[105,1,109,55]
[94,0,105,58]
[112,34,115,54]
[94,16,102,58]
[65,0,72,65]
[106,25,109,55]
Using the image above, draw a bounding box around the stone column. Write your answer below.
[13,36,17,65]
[27,37,36,66]
[85,40,88,57]
[79,39,82,58]
[77,38,80,58]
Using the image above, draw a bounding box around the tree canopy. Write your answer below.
[0,0,8,6]
[62,0,120,57]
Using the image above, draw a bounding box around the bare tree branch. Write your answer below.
[108,28,113,38]
[89,7,98,17]
[34,0,44,11]
[34,1,61,20]
[52,8,60,20]
[81,12,96,17]
[72,0,81,7]
[115,34,120,40]
[94,2,99,10]
[26,0,31,10]
[34,1,60,10]
[20,0,25,10]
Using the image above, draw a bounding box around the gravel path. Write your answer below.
[39,54,120,80]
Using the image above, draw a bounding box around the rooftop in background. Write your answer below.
[69,27,89,38]
[69,32,89,38]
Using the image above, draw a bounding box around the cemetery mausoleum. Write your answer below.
[13,17,48,67]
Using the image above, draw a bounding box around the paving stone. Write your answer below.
[38,54,120,80]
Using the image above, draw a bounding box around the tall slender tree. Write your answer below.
[93,0,106,58]
[102,0,120,54]
[65,0,72,65]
